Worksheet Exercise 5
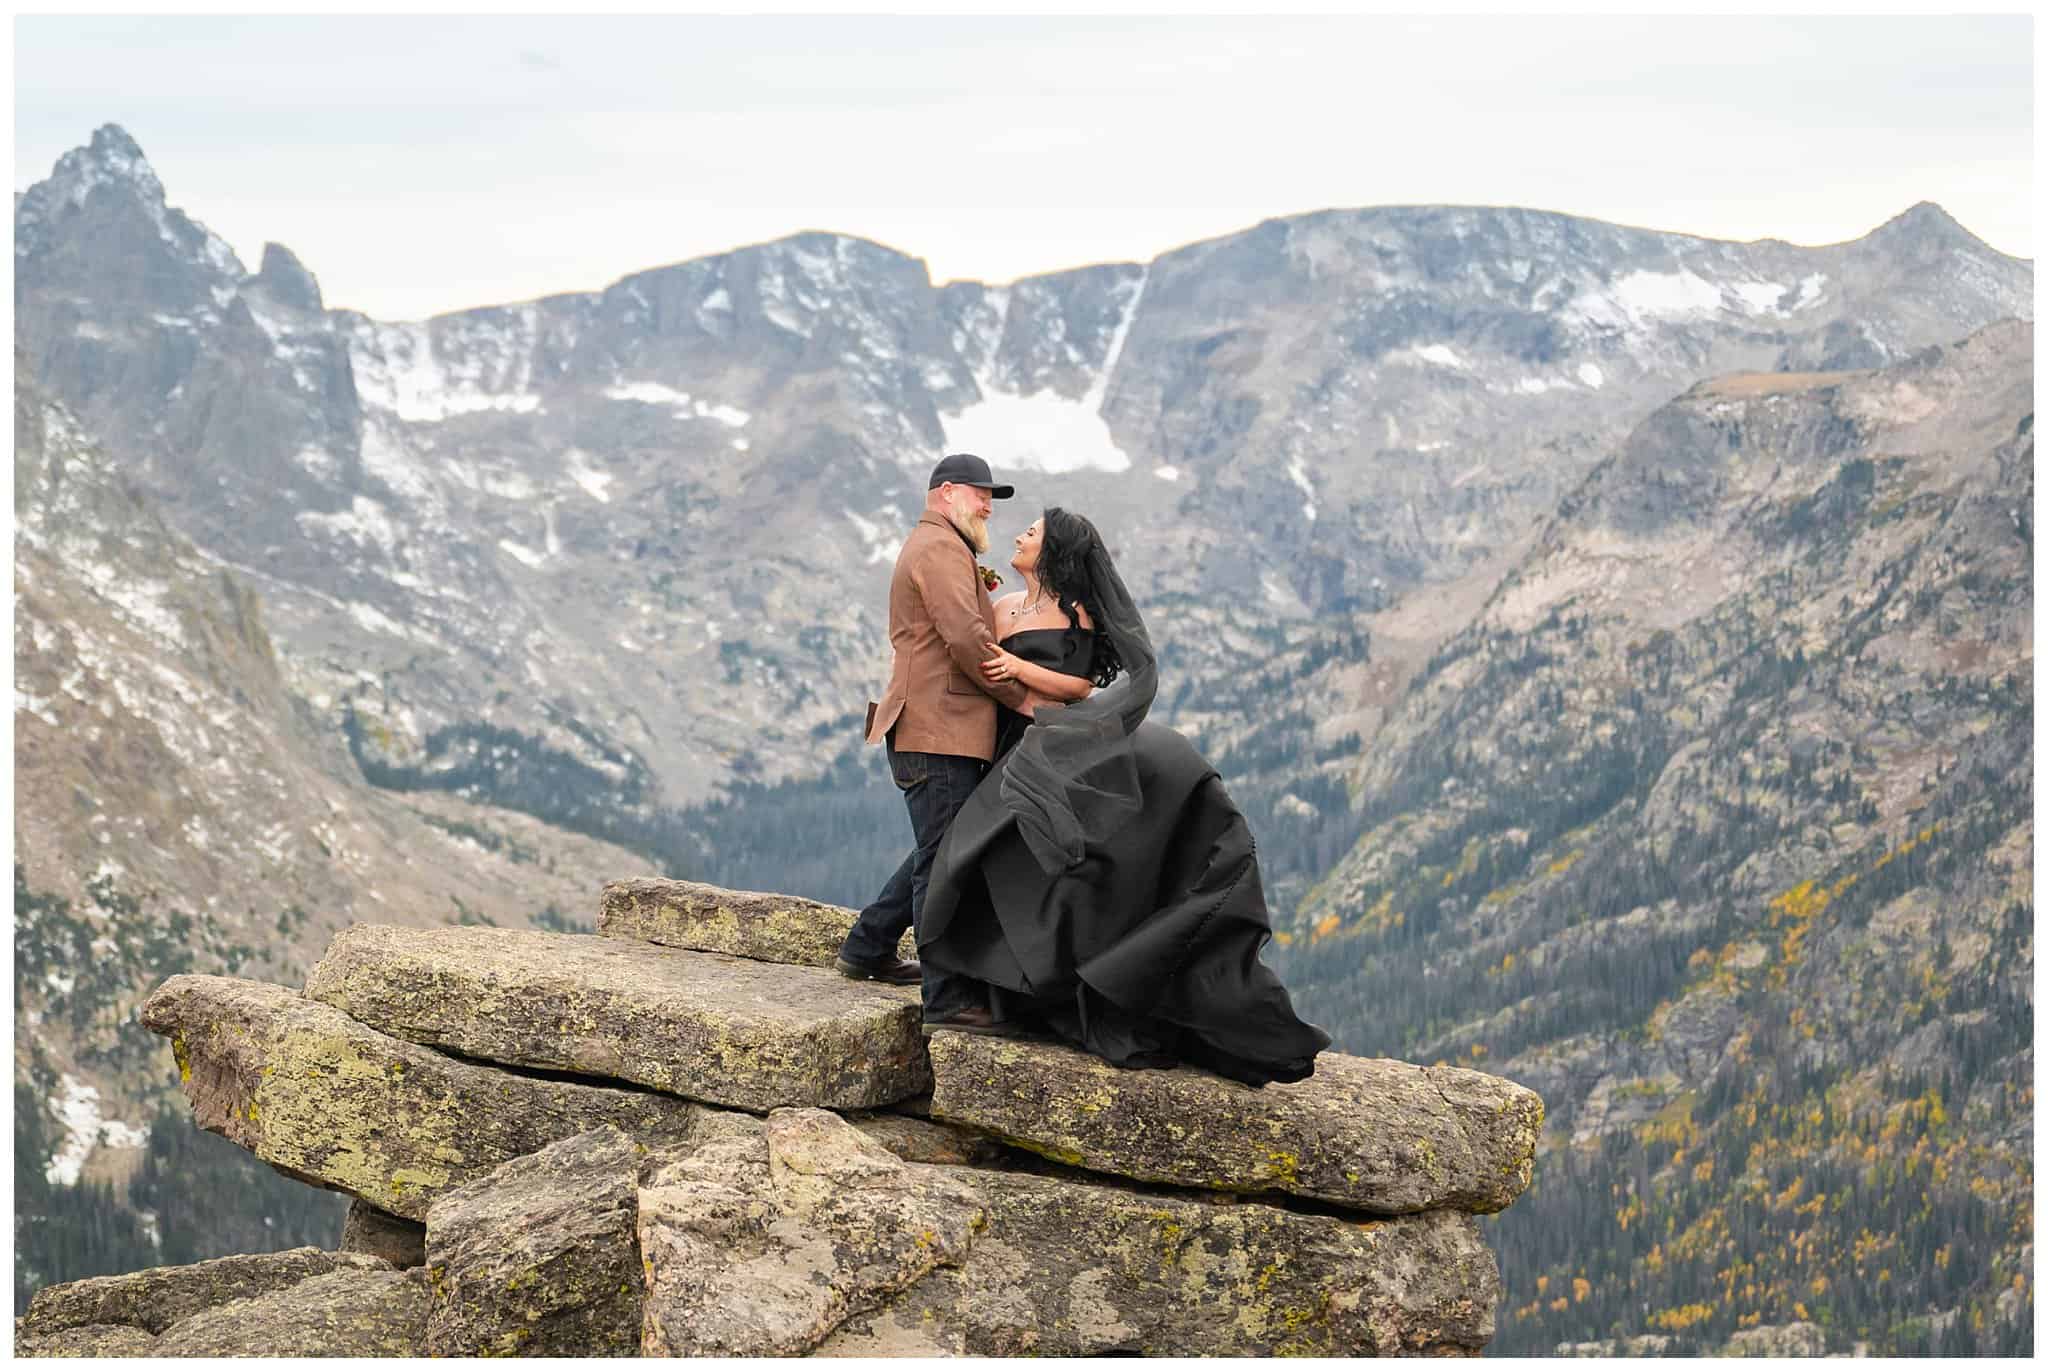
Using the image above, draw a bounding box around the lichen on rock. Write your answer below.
[926,1033,1542,1214]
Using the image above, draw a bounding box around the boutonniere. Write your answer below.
[977,564,1003,592]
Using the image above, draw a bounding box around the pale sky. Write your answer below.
[14,13,2035,321]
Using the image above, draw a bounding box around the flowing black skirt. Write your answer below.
[918,718,1331,1087]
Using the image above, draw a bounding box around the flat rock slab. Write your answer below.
[638,1108,985,1356]
[305,924,929,1111]
[140,975,703,1221]
[926,1035,1543,1215]
[152,1267,430,1356]
[17,1245,391,1340]
[815,1161,1499,1356]
[424,1126,645,1357]
[599,876,913,967]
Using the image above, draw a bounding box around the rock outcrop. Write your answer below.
[13,1249,404,1357]
[37,879,1547,1356]
[304,922,929,1110]
[925,1033,1541,1213]
[150,1268,430,1357]
[16,1247,390,1344]
[638,1109,987,1356]
[424,1126,647,1357]
[598,877,913,967]
[137,974,704,1219]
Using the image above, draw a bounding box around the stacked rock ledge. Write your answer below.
[924,1033,1543,1213]
[138,973,704,1220]
[31,882,1547,1356]
[304,923,929,1111]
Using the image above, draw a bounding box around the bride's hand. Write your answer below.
[981,649,1024,685]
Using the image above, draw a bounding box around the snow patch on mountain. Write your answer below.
[941,387,1132,475]
[1564,264,1823,335]
[1288,456,1317,521]
[358,420,449,515]
[348,317,544,422]
[294,444,344,482]
[1085,269,1147,411]
[46,1075,147,1185]
[843,507,904,565]
[298,496,401,557]
[1412,344,1469,370]
[604,382,751,427]
[940,270,1140,475]
[17,687,60,727]
[606,381,692,408]
[82,567,184,646]
[563,449,613,503]
[499,538,548,569]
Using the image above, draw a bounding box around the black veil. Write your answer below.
[995,540,1158,873]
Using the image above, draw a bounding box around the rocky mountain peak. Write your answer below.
[252,241,324,313]
[62,122,167,207]
[17,123,243,284]
[1863,199,2002,260]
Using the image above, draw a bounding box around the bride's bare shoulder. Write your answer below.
[1074,601,1095,630]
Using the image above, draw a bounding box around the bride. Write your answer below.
[915,507,1331,1087]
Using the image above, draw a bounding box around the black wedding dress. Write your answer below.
[918,626,1331,1087]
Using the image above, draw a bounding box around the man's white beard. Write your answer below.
[951,509,990,553]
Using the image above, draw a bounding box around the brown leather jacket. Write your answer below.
[865,511,1029,759]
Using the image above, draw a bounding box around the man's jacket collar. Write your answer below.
[916,509,978,555]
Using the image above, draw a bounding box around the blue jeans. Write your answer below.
[841,741,989,1018]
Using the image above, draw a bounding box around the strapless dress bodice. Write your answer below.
[992,627,1096,758]
[999,626,1096,680]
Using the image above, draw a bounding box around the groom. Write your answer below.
[835,453,1030,1033]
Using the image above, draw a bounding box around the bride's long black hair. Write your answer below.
[1039,506,1124,689]
[1001,506,1157,873]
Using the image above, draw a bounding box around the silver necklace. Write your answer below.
[1008,590,1052,619]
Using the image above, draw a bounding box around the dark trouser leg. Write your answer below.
[901,751,990,1017]
[841,850,914,966]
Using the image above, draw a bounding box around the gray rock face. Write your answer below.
[628,1106,1498,1357]
[818,1160,1497,1356]
[151,1267,430,1357]
[253,241,323,313]
[598,876,912,966]
[139,974,701,1219]
[926,1033,1542,1214]
[304,923,930,1110]
[340,1199,426,1269]
[16,1246,391,1339]
[12,1322,162,1357]
[1722,1320,1829,1357]
[637,1108,987,1356]
[424,1125,645,1357]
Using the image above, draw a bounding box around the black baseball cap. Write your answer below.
[928,452,1014,499]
